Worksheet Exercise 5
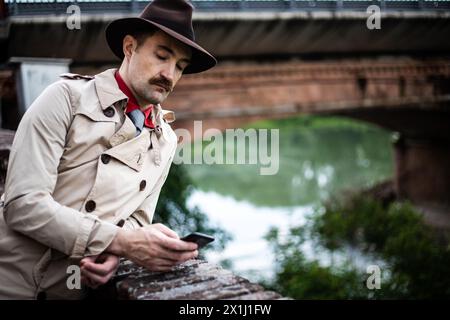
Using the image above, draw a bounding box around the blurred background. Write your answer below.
[1,0,450,299]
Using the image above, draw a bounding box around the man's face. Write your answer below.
[125,30,192,107]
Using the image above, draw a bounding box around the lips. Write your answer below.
[154,84,170,92]
[150,81,171,93]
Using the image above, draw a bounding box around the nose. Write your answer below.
[160,62,177,84]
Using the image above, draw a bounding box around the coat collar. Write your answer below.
[94,68,128,111]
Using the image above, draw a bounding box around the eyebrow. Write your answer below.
[157,45,191,65]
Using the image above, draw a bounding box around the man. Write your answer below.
[0,0,217,299]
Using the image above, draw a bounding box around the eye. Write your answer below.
[155,53,168,61]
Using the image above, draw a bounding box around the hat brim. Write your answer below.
[105,18,217,74]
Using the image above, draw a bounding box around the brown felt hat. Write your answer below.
[106,0,217,74]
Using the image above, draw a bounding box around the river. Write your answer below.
[183,115,394,282]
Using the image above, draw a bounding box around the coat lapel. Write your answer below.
[104,128,151,172]
[109,114,136,148]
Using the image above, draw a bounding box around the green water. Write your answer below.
[186,115,394,207]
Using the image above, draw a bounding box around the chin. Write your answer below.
[147,93,167,105]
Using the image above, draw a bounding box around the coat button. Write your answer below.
[85,200,96,212]
[101,154,111,164]
[37,291,46,300]
[139,180,146,191]
[103,107,115,118]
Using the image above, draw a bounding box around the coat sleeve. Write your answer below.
[3,81,119,259]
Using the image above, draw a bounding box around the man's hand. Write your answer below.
[107,223,198,272]
[80,253,120,289]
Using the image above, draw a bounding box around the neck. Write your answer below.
[118,64,149,110]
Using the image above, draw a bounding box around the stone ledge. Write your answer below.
[96,259,287,300]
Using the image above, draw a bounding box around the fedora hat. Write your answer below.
[106,0,217,74]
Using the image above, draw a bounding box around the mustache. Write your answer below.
[149,78,173,92]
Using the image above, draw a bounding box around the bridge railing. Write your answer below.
[4,0,450,17]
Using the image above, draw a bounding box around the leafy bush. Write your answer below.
[266,195,450,299]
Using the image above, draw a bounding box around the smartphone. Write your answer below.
[181,232,215,249]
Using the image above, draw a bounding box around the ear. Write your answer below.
[122,35,137,60]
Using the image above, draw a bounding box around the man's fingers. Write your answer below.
[153,223,179,239]
[158,248,198,262]
[82,255,119,276]
[80,255,97,266]
[81,267,113,285]
[161,236,198,251]
[82,262,112,276]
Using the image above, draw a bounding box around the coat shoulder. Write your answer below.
[57,72,96,100]
[56,73,99,115]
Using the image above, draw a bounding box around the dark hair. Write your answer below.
[129,25,158,48]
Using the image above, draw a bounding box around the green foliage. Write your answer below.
[153,163,231,251]
[267,195,450,299]
[265,227,368,299]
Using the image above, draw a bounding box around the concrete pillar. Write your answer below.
[394,136,450,207]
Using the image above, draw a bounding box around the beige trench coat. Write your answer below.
[0,69,178,299]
